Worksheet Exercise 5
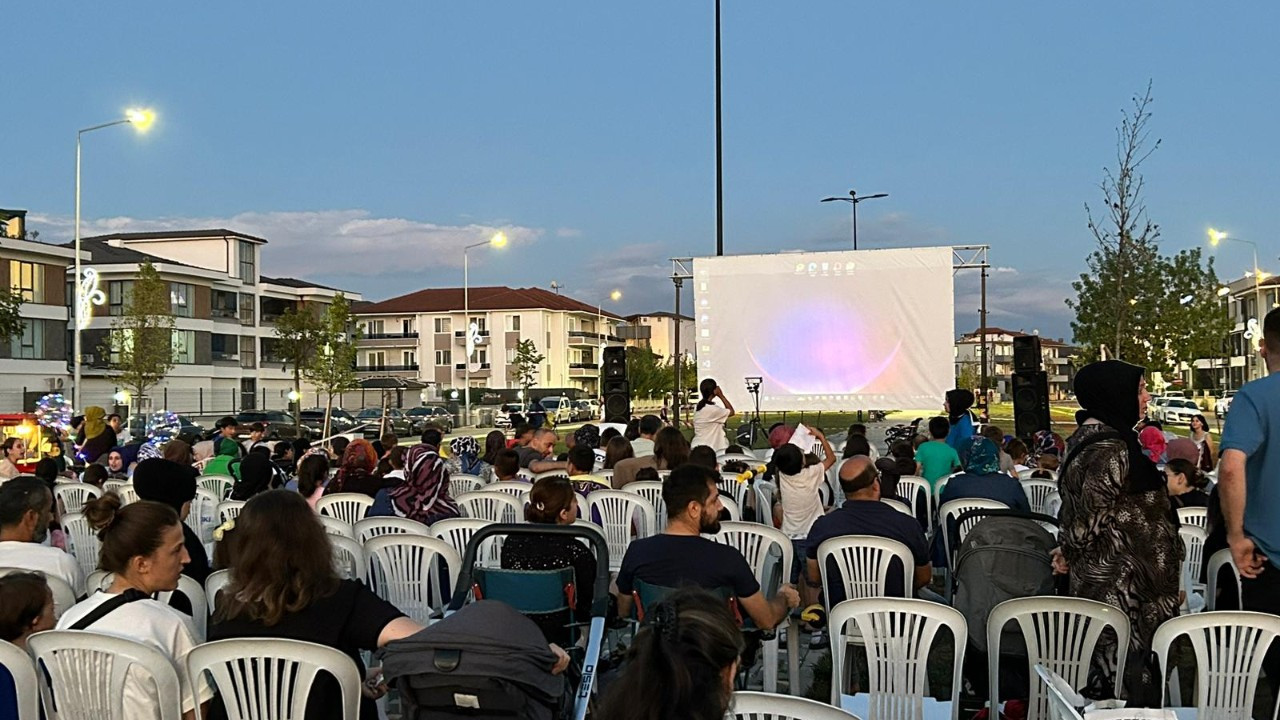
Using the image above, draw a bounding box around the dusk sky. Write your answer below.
[5,2,1277,341]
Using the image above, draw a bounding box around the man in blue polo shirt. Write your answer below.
[806,454,931,603]
[1221,307,1280,682]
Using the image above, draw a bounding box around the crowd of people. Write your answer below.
[0,307,1275,717]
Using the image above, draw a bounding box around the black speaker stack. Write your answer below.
[1011,335,1050,438]
[601,346,631,423]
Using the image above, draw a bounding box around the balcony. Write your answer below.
[365,332,419,340]
[453,330,490,345]
[568,331,623,346]
[569,362,599,377]
[454,362,491,377]
[363,331,420,348]
[212,351,239,363]
[356,364,420,373]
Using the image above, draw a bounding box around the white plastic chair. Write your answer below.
[316,492,374,525]
[450,472,486,497]
[455,490,524,523]
[938,497,1009,565]
[1177,506,1209,531]
[829,597,967,719]
[1153,610,1280,717]
[59,511,101,588]
[431,517,502,568]
[721,495,741,521]
[534,470,571,481]
[115,484,140,506]
[516,468,536,481]
[1205,548,1241,611]
[217,500,246,523]
[0,567,77,619]
[987,597,1131,720]
[156,574,209,642]
[204,569,231,613]
[189,488,221,548]
[718,472,754,515]
[102,479,129,495]
[817,535,915,604]
[621,480,667,531]
[0,639,39,719]
[1178,525,1207,613]
[55,482,101,515]
[895,476,933,533]
[197,474,235,500]
[319,514,356,540]
[1043,490,1062,519]
[587,490,655,572]
[85,568,113,593]
[364,535,461,625]
[1019,479,1058,516]
[881,498,913,516]
[29,629,186,720]
[187,637,361,719]
[354,516,430,544]
[330,533,365,580]
[719,453,761,465]
[731,690,860,719]
[486,480,533,498]
[1034,664,1085,720]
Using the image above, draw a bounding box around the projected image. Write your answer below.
[693,248,954,412]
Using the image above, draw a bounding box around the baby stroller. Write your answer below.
[382,523,610,720]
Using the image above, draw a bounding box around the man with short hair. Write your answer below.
[616,464,800,630]
[0,477,83,602]
[107,413,126,442]
[914,416,961,489]
[242,422,268,455]
[213,416,240,456]
[1221,307,1280,681]
[517,428,569,474]
[806,455,931,600]
[631,415,662,458]
[688,445,719,470]
[566,445,609,494]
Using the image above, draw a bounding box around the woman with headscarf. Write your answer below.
[379,443,459,525]
[1058,360,1181,705]
[202,439,242,480]
[445,436,487,478]
[943,389,976,452]
[324,439,386,498]
[74,405,116,464]
[132,457,210,584]
[938,437,1030,512]
[230,450,278,501]
[574,424,603,470]
[162,438,195,467]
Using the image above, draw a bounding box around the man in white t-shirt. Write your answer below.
[0,476,85,606]
[631,415,662,458]
[772,427,836,643]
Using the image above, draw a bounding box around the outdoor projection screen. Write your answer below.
[692,247,954,412]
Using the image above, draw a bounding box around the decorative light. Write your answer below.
[145,410,181,440]
[35,393,73,431]
[112,390,130,404]
[77,268,106,327]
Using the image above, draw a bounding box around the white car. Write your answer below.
[538,396,576,424]
[1148,397,1172,423]
[1215,391,1235,419]
[1162,398,1203,426]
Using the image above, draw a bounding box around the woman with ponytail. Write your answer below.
[691,378,735,453]
[597,587,744,720]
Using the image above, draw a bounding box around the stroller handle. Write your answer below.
[447,522,612,617]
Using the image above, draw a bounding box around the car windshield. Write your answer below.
[356,409,381,418]
[406,408,429,416]
[301,411,324,419]
[1174,401,1197,409]
[541,399,561,409]
[237,413,267,422]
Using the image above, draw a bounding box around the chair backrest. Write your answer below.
[0,567,77,619]
[1034,665,1085,720]
[988,597,1130,720]
[717,473,753,512]
[1044,490,1062,519]
[719,453,760,465]
[316,492,375,525]
[881,497,913,516]
[0,639,40,719]
[86,568,113,593]
[28,629,186,720]
[190,488,221,547]
[329,533,365,580]
[354,516,429,544]
[828,597,967,716]
[450,472,486,497]
[55,482,102,514]
[455,490,524,523]
[364,534,461,625]
[721,495,741,521]
[153,574,209,641]
[938,498,1010,564]
[103,479,129,494]
[187,637,362,720]
[621,480,668,530]
[197,474,235,500]
[534,470,570,481]
[1019,479,1059,516]
[710,522,792,598]
[217,500,246,523]
[1178,525,1207,610]
[731,690,860,719]
[431,517,499,567]
[318,513,355,540]
[1177,506,1209,531]
[895,476,933,525]
[116,484,140,506]
[1205,548,1241,612]
[204,568,231,614]
[59,511,101,585]
[817,535,914,605]
[516,468,536,481]
[587,490,656,572]
[1153,611,1280,716]
[486,480,532,498]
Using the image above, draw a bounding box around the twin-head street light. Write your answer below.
[74,108,156,409]
[462,231,508,429]
[821,189,888,250]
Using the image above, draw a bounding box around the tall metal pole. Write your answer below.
[73,133,83,410]
[851,199,858,251]
[673,277,683,422]
[714,0,724,257]
[463,248,470,430]
[979,266,989,411]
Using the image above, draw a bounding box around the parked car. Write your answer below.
[538,396,575,424]
[406,405,454,433]
[493,403,524,429]
[1215,391,1236,419]
[299,408,356,437]
[125,414,206,442]
[354,407,413,438]
[1147,396,1173,424]
[1162,398,1203,426]
[234,411,308,441]
[574,399,599,422]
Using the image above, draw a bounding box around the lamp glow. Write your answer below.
[610,290,622,302]
[490,231,508,248]
[1208,228,1227,246]
[1217,286,1231,297]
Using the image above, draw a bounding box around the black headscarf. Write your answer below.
[1072,359,1164,492]
[231,452,276,501]
[132,459,198,511]
[945,389,975,425]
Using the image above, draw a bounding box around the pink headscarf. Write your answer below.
[768,425,794,450]
[1138,426,1168,463]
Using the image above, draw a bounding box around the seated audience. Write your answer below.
[105,449,129,479]
[445,435,488,478]
[874,440,918,502]
[1139,424,1168,465]
[291,452,329,511]
[1006,438,1031,474]
[1037,452,1060,473]
[982,424,1016,474]
[371,431,397,460]
[81,463,109,488]
[518,429,569,474]
[372,429,459,525]
[230,450,278,501]
[328,436,351,460]
[631,415,662,458]
[132,458,210,584]
[379,446,406,481]
[842,432,872,460]
[492,449,522,483]
[203,440,241,480]
[60,495,212,719]
[507,423,534,451]
[0,477,82,598]
[940,437,1031,512]
[271,441,296,476]
[573,424,603,470]
[0,572,53,718]
[566,445,609,495]
[480,430,507,482]
[598,587,744,720]
[688,445,719,470]
[603,436,634,470]
[612,427,690,489]
[615,464,799,630]
[915,416,961,490]
[324,439,387,497]
[1165,457,1209,509]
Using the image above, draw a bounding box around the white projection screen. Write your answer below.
[692,247,954,411]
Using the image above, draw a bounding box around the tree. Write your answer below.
[274,303,322,433]
[956,362,979,394]
[102,260,175,407]
[508,339,546,397]
[304,293,361,439]
[624,346,697,400]
[0,290,22,344]
[1153,248,1231,384]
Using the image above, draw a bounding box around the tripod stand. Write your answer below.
[735,376,765,447]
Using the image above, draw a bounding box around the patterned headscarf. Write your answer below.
[1033,430,1065,458]
[450,435,479,460]
[961,437,1002,475]
[389,444,459,523]
[573,424,600,450]
[137,439,164,463]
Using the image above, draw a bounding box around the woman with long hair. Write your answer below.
[654,426,691,470]
[0,572,54,649]
[1188,414,1216,472]
[1165,457,1210,509]
[59,495,212,719]
[603,435,635,470]
[480,430,506,482]
[210,490,422,720]
[691,378,735,452]
[597,587,744,720]
[324,439,387,497]
[291,451,330,510]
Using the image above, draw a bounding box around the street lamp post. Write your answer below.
[1216,285,1231,391]
[73,109,155,410]
[1209,228,1268,382]
[462,232,507,430]
[820,189,889,250]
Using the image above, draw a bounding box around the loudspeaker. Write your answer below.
[1012,335,1043,373]
[603,379,631,423]
[1012,370,1051,439]
[602,346,627,380]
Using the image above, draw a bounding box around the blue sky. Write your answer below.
[5,2,1278,341]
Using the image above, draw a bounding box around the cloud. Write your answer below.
[27,210,543,277]
[555,227,583,238]
[808,211,951,251]
[954,266,1076,341]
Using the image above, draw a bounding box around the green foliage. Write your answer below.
[103,260,175,403]
[274,303,322,431]
[955,362,979,393]
[304,293,361,437]
[0,290,22,344]
[624,345,696,399]
[508,338,546,393]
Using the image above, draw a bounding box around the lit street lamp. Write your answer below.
[462,231,507,429]
[821,189,888,250]
[74,108,156,409]
[1209,228,1269,382]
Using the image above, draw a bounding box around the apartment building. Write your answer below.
[954,327,1078,400]
[353,286,622,397]
[1190,271,1280,389]
[617,311,695,361]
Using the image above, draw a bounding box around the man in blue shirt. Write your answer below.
[1221,307,1280,681]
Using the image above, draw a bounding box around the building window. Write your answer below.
[238,241,256,283]
[402,318,414,334]
[506,314,521,332]
[9,261,43,303]
[170,283,193,318]
[212,289,238,319]
[239,336,256,369]
[468,316,486,332]
[365,319,385,335]
[368,351,386,370]
[211,333,236,361]
[402,350,416,367]
[434,317,451,333]
[172,330,196,364]
[108,281,134,316]
[239,293,255,326]
[506,347,517,363]
[9,319,43,359]
[435,350,451,366]
[477,349,488,365]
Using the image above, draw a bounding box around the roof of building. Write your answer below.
[64,238,205,270]
[957,327,1076,348]
[357,285,623,318]
[260,275,344,293]
[625,311,693,322]
[81,228,269,244]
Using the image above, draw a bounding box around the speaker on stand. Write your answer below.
[1012,370,1051,440]
[602,346,631,423]
[1012,335,1043,373]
